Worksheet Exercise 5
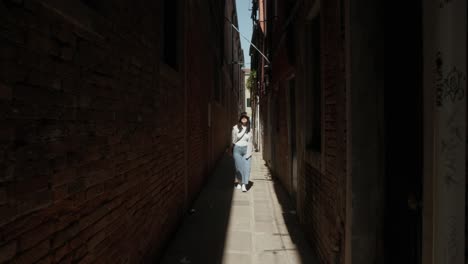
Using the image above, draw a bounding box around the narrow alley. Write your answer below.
[161,152,317,264]
[0,0,466,264]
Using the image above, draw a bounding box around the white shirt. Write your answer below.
[233,126,250,146]
[232,125,253,158]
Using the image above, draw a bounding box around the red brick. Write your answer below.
[26,30,53,55]
[51,169,77,187]
[0,186,6,205]
[18,221,54,251]
[0,40,18,60]
[57,254,73,264]
[50,22,76,46]
[0,212,48,243]
[15,239,50,264]
[87,229,106,252]
[66,178,85,195]
[85,182,107,201]
[52,207,80,232]
[53,243,70,262]
[0,82,12,100]
[35,255,53,264]
[0,240,17,263]
[68,234,86,253]
[51,222,79,249]
[258,0,348,262]
[0,61,28,84]
[79,204,109,231]
[59,46,74,61]
[0,204,17,226]
[74,254,93,264]
[52,184,69,202]
[16,189,53,217]
[72,245,88,262]
[0,1,240,263]
[0,22,26,44]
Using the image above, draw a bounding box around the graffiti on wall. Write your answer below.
[446,215,459,262]
[436,52,465,190]
[436,52,444,106]
[434,50,466,263]
[436,52,466,107]
[444,68,465,102]
[440,110,464,189]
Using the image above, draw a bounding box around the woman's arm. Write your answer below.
[231,127,237,145]
[246,133,253,159]
[228,127,236,156]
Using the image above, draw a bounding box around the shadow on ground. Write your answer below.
[158,155,236,264]
[158,155,318,264]
[267,162,320,264]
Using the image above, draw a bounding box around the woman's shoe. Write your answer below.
[242,184,247,192]
[236,184,241,190]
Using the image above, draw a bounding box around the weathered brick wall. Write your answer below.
[186,1,211,202]
[303,1,346,263]
[260,95,270,166]
[300,0,347,263]
[264,0,296,192]
[185,0,239,201]
[0,0,238,263]
[272,86,292,193]
[258,0,348,263]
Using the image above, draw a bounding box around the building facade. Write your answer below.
[251,0,466,263]
[243,68,252,117]
[0,0,244,263]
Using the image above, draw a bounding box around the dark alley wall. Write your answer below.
[254,0,465,263]
[300,1,347,263]
[256,0,348,262]
[0,0,241,263]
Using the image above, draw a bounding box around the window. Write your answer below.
[161,0,179,70]
[305,15,322,152]
[247,98,251,107]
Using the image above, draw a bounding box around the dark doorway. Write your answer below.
[384,0,423,263]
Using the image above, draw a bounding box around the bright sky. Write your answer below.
[236,0,253,69]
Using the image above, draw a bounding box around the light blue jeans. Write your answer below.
[233,145,251,185]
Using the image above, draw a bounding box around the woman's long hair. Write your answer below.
[237,115,251,133]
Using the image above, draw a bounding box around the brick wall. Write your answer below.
[186,1,211,202]
[300,0,347,263]
[272,86,292,193]
[260,95,270,166]
[258,0,348,263]
[264,0,296,192]
[0,0,238,263]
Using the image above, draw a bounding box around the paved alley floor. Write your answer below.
[160,152,318,264]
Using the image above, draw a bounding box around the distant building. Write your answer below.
[243,68,252,117]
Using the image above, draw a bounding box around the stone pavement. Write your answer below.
[159,152,318,264]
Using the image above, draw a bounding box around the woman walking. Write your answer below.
[231,112,253,192]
